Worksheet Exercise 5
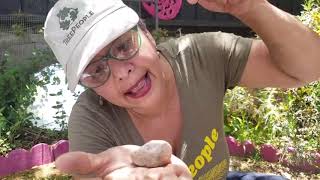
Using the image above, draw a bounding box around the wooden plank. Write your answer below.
[175,1,196,20]
[196,5,214,21]
[0,0,20,14]
[21,0,48,15]
[0,0,304,29]
[143,0,303,28]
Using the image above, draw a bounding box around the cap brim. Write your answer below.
[66,6,139,91]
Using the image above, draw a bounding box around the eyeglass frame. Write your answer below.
[79,25,142,88]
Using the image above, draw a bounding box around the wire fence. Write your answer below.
[0,0,154,64]
[0,14,48,66]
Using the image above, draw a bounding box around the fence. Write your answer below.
[0,14,50,71]
[0,140,69,177]
[0,0,303,29]
[0,0,304,63]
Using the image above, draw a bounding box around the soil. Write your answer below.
[230,157,320,180]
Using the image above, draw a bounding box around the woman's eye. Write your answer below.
[116,41,130,52]
[94,65,105,74]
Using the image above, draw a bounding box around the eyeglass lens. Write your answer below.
[80,27,140,88]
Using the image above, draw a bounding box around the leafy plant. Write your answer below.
[11,24,25,37]
[300,0,320,34]
[151,28,169,44]
[0,48,67,155]
[224,0,320,164]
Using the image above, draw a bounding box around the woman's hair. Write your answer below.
[137,19,148,33]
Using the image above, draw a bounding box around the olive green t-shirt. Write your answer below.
[68,32,252,179]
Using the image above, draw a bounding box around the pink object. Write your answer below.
[225,136,245,157]
[30,143,53,166]
[142,0,182,20]
[243,140,255,156]
[226,136,238,156]
[0,140,69,178]
[314,152,320,166]
[260,144,279,163]
[52,140,69,160]
[0,156,8,176]
[5,149,32,175]
[238,144,245,157]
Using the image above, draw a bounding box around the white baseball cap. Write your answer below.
[44,0,139,92]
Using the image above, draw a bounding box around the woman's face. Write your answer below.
[83,27,174,114]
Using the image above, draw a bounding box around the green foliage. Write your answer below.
[11,24,25,37]
[224,0,320,165]
[224,88,286,145]
[50,89,68,131]
[0,51,39,139]
[0,138,12,155]
[0,48,68,155]
[300,0,320,34]
[151,28,169,44]
[224,84,320,150]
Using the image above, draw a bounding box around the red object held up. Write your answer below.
[142,0,182,20]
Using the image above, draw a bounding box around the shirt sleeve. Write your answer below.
[188,32,252,90]
[68,94,117,154]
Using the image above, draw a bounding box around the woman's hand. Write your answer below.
[55,140,192,179]
[186,0,265,17]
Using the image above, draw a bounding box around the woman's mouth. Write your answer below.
[125,72,151,99]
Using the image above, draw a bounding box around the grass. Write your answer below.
[2,163,71,180]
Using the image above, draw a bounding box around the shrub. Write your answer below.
[0,49,67,155]
[224,0,320,162]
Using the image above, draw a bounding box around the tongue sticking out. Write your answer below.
[126,73,151,99]
[131,77,146,94]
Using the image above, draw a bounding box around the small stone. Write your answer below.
[131,140,172,168]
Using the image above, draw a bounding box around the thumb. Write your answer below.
[55,151,101,175]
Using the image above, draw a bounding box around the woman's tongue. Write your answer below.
[126,74,150,98]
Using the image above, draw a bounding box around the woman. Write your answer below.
[44,0,320,179]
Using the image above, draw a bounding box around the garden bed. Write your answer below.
[3,157,320,180]
[230,157,320,180]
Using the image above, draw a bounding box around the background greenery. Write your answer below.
[0,47,69,155]
[223,0,320,165]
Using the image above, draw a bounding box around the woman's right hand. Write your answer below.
[55,140,192,179]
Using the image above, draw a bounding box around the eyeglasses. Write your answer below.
[79,26,141,88]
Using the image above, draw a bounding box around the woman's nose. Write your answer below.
[107,60,134,81]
